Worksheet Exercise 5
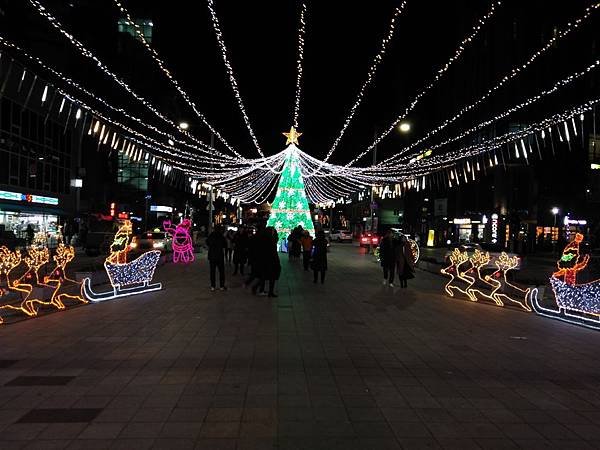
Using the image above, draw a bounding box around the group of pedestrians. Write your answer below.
[287,226,328,284]
[206,224,281,297]
[379,230,415,288]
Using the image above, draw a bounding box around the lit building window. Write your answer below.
[117,18,153,43]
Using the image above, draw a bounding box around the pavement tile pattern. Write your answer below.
[0,244,599,449]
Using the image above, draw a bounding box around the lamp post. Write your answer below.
[551,207,559,255]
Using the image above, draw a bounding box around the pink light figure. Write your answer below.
[163,219,195,264]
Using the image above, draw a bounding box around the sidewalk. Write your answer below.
[0,244,600,449]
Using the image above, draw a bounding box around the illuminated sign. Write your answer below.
[491,213,499,244]
[110,202,116,217]
[452,218,471,225]
[564,218,587,226]
[0,190,58,206]
[591,163,600,170]
[427,229,435,247]
[117,212,129,220]
[150,205,173,213]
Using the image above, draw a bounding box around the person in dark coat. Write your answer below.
[245,226,262,291]
[379,230,396,287]
[206,225,227,290]
[232,228,249,275]
[259,226,281,297]
[395,235,415,288]
[312,230,328,284]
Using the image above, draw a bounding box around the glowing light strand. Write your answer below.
[344,0,502,167]
[377,2,600,168]
[110,0,242,159]
[292,2,307,128]
[206,0,266,159]
[26,0,243,159]
[318,0,409,167]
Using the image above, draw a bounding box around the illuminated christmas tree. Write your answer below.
[267,127,315,247]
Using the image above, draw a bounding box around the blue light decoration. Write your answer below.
[531,233,600,329]
[0,189,59,205]
[82,222,162,302]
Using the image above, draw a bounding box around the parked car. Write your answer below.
[359,232,380,248]
[329,229,353,243]
[444,242,524,270]
[129,231,172,255]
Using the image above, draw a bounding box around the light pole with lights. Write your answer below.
[551,207,559,254]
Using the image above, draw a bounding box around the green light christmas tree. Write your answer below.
[267,127,315,248]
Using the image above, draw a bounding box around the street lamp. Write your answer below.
[398,122,411,133]
[551,207,559,255]
[178,121,189,130]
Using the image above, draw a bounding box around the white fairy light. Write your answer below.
[317,0,409,168]
[110,0,242,159]
[376,2,600,169]
[26,0,244,160]
[206,0,265,159]
[344,0,502,168]
[292,2,307,128]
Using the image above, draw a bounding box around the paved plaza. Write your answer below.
[1,244,600,449]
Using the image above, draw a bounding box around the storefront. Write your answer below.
[0,189,62,240]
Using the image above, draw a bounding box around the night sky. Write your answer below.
[2,0,597,165]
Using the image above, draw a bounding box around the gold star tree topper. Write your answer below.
[282,126,302,145]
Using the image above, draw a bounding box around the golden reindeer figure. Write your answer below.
[17,246,50,286]
[465,250,504,306]
[0,246,38,322]
[484,252,531,311]
[32,244,87,310]
[440,248,476,300]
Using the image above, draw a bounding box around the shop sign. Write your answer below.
[452,218,471,225]
[0,190,58,206]
[564,218,587,226]
[491,213,499,243]
[150,205,173,213]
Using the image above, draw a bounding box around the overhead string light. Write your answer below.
[292,2,307,129]
[396,98,600,178]
[110,0,243,160]
[376,58,600,172]
[26,0,244,160]
[311,0,409,173]
[377,1,600,168]
[206,0,267,160]
[342,0,502,169]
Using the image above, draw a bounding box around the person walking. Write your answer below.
[379,230,396,287]
[224,229,234,265]
[261,226,281,297]
[26,224,35,245]
[396,234,415,288]
[207,225,227,291]
[246,226,263,292]
[232,228,249,275]
[300,231,313,271]
[312,230,328,284]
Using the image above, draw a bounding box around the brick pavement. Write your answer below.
[0,243,600,449]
